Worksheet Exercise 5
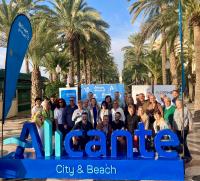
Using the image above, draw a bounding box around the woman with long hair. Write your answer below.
[54,98,66,135]
[99,101,111,123]
[137,106,149,130]
[153,110,168,134]
[146,95,163,130]
[105,95,113,110]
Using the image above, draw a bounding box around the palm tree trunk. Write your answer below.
[69,39,75,87]
[31,65,42,108]
[88,60,92,84]
[82,49,88,84]
[74,37,81,100]
[63,73,67,84]
[100,66,103,84]
[154,76,158,85]
[49,72,53,82]
[161,30,167,85]
[194,25,200,111]
[25,55,30,74]
[169,49,178,88]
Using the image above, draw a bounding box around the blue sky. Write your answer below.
[0,0,141,75]
[87,0,140,75]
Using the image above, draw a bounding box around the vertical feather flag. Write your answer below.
[2,14,32,124]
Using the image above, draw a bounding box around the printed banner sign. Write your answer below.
[132,85,152,103]
[0,121,184,180]
[132,85,176,104]
[154,85,176,103]
[81,84,125,104]
[59,87,78,105]
[2,14,32,122]
[0,159,184,180]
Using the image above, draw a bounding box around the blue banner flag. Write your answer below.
[59,88,78,105]
[81,84,125,105]
[2,14,32,123]
[178,0,186,93]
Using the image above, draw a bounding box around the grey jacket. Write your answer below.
[173,107,192,131]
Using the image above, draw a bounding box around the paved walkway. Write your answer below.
[185,121,200,181]
[0,113,200,181]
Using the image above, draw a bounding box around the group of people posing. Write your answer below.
[31,90,192,161]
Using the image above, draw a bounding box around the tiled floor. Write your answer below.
[0,116,200,181]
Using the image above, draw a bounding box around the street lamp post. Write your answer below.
[148,72,154,94]
[66,73,71,87]
[166,59,171,84]
[56,64,61,82]
[135,69,137,85]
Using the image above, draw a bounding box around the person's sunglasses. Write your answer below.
[70,100,74,101]
[59,102,63,103]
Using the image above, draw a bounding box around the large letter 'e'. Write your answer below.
[155,129,179,158]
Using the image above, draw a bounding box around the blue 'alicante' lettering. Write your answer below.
[14,121,180,159]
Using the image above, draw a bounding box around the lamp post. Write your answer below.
[66,73,71,87]
[148,72,154,94]
[56,64,61,82]
[135,69,137,85]
[166,59,171,84]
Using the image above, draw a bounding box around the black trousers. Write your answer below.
[58,124,65,137]
[176,130,191,158]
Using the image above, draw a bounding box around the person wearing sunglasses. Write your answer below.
[62,97,78,133]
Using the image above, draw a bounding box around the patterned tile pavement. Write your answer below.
[0,111,200,181]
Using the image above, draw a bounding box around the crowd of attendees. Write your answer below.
[31,90,193,161]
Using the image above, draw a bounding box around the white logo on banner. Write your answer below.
[110,86,114,92]
[94,86,105,92]
[84,87,90,93]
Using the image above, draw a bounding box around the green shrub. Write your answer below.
[44,81,66,98]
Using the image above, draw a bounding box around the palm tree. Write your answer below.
[130,0,181,87]
[0,0,19,47]
[128,0,174,85]
[0,0,51,107]
[42,51,70,82]
[28,16,57,106]
[12,0,49,74]
[80,33,110,84]
[142,50,162,85]
[122,33,149,85]
[13,0,47,13]
[184,0,200,110]
[51,0,109,99]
